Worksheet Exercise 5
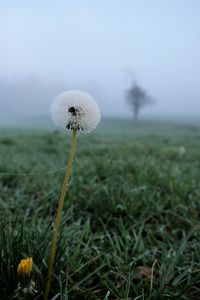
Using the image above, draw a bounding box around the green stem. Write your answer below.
[44,129,77,300]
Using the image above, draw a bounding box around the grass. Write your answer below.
[0,119,200,299]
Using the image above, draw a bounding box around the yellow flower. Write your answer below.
[17,258,33,278]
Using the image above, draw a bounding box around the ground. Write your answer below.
[0,119,200,299]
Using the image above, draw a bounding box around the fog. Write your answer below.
[1,0,200,125]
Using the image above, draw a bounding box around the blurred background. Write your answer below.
[0,0,200,127]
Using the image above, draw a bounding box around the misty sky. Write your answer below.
[1,0,200,121]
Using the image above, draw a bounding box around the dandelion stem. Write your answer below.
[44,129,77,300]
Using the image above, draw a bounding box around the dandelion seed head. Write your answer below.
[179,146,186,156]
[51,90,101,132]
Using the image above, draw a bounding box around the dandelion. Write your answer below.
[17,258,33,278]
[179,146,186,156]
[45,90,101,299]
[51,90,101,132]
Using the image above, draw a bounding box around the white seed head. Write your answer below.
[51,90,101,132]
[179,146,186,156]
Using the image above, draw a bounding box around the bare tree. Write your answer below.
[126,80,153,123]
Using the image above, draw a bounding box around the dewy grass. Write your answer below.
[45,90,101,299]
[1,121,200,299]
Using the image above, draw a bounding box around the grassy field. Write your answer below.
[0,119,200,299]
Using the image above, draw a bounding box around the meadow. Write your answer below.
[0,119,200,299]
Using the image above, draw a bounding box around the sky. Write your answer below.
[0,0,200,123]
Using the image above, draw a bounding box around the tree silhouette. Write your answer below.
[126,80,153,123]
